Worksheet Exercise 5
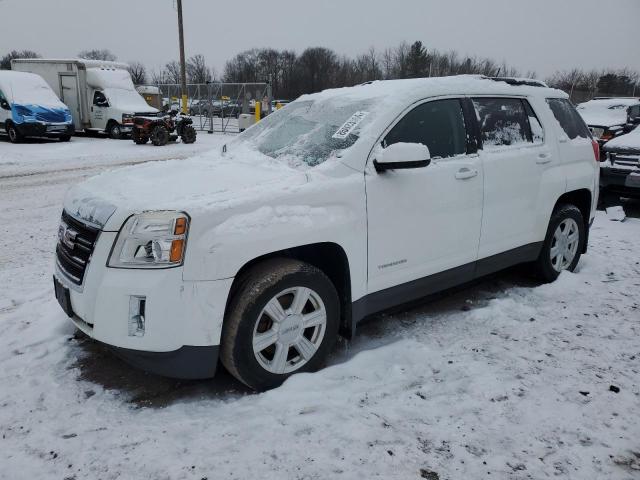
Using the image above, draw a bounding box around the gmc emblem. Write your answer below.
[58,223,78,249]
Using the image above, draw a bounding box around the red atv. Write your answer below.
[131,111,197,146]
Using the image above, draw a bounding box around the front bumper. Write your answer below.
[54,228,234,379]
[600,163,640,198]
[17,122,74,138]
[110,344,219,379]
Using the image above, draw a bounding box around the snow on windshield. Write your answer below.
[1,72,64,107]
[235,98,376,167]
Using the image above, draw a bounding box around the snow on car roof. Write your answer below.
[300,75,565,107]
[577,97,639,127]
[10,58,129,70]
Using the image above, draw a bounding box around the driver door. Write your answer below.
[90,90,109,130]
[0,89,11,129]
[365,97,484,296]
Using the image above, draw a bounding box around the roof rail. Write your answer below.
[487,77,548,88]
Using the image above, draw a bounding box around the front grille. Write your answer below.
[35,110,66,123]
[610,153,640,169]
[56,211,100,286]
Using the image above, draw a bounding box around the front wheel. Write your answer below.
[7,124,22,143]
[534,204,585,282]
[108,122,123,140]
[132,128,149,145]
[180,125,197,144]
[221,258,339,391]
[59,135,71,142]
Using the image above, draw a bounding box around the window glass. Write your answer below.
[546,98,590,140]
[473,98,530,147]
[93,91,108,107]
[383,99,467,159]
[523,100,544,144]
[629,105,640,118]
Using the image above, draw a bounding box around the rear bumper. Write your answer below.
[109,343,219,379]
[16,122,74,138]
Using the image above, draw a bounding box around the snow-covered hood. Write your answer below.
[578,109,628,128]
[603,127,640,153]
[64,148,308,231]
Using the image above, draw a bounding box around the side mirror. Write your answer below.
[0,99,10,110]
[374,142,431,173]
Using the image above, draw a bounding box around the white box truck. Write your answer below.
[11,59,158,138]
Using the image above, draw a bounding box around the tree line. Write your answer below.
[2,44,638,103]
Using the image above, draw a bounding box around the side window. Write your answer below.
[472,97,531,147]
[629,105,640,119]
[546,98,590,140]
[383,98,468,159]
[93,91,108,107]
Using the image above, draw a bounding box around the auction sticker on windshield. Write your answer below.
[332,111,369,139]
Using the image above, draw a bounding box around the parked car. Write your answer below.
[0,70,74,143]
[576,97,640,146]
[54,76,598,390]
[12,59,158,139]
[192,99,241,118]
[600,126,640,199]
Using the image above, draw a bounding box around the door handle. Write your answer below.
[455,167,478,180]
[536,153,552,164]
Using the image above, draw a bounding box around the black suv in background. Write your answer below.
[577,97,640,148]
[601,127,640,200]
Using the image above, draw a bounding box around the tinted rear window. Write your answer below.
[546,98,590,140]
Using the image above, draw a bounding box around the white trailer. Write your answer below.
[11,58,158,138]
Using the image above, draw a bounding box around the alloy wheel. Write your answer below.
[550,218,580,272]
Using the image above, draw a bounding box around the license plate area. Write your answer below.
[53,276,74,318]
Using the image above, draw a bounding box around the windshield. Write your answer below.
[8,75,62,107]
[233,98,375,167]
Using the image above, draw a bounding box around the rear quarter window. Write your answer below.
[546,98,590,140]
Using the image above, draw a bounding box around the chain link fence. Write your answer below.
[151,82,271,133]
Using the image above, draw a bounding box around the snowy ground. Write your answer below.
[1,135,639,479]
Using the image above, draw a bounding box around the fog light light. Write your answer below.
[128,296,146,337]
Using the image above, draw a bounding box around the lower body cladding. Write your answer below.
[16,121,74,138]
[600,165,640,198]
[55,231,233,379]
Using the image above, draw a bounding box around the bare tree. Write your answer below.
[127,61,147,85]
[1,49,40,70]
[78,49,117,61]
[186,54,213,84]
[163,61,182,84]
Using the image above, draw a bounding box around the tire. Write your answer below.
[221,258,340,391]
[7,124,22,143]
[150,125,169,146]
[180,125,197,144]
[132,128,149,145]
[108,122,123,140]
[59,135,71,142]
[534,204,585,282]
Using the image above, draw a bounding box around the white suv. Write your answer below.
[54,76,599,390]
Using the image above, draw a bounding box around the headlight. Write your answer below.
[122,113,134,124]
[108,211,189,269]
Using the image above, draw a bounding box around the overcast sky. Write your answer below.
[1,0,638,79]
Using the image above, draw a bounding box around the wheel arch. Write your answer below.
[553,188,592,253]
[224,242,354,340]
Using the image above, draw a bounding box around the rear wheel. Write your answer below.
[150,125,169,146]
[221,258,339,391]
[7,124,22,143]
[534,204,585,282]
[180,125,197,144]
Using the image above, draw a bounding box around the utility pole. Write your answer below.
[176,0,188,114]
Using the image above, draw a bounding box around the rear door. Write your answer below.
[59,74,81,129]
[473,97,562,261]
[366,97,484,294]
[546,98,597,215]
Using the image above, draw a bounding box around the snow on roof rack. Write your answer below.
[487,77,548,88]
